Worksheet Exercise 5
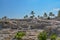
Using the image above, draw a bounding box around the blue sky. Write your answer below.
[0,0,60,18]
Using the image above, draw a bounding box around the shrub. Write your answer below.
[15,31,26,40]
[38,31,47,40]
[50,33,57,40]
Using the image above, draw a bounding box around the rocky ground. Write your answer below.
[0,18,60,40]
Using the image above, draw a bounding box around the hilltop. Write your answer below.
[0,16,60,40]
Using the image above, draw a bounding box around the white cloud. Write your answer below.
[53,8,60,11]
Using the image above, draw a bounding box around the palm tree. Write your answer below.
[43,12,47,18]
[24,15,28,19]
[30,11,35,18]
[2,16,7,20]
[49,12,55,18]
[31,11,35,15]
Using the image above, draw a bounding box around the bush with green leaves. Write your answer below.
[38,31,47,40]
[50,33,57,40]
[15,31,26,40]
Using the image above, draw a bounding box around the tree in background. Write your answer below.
[49,12,55,18]
[2,16,7,20]
[38,31,47,40]
[38,15,40,19]
[24,15,28,19]
[58,10,60,17]
[30,11,35,18]
[15,31,26,40]
[50,33,57,40]
[43,12,47,18]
